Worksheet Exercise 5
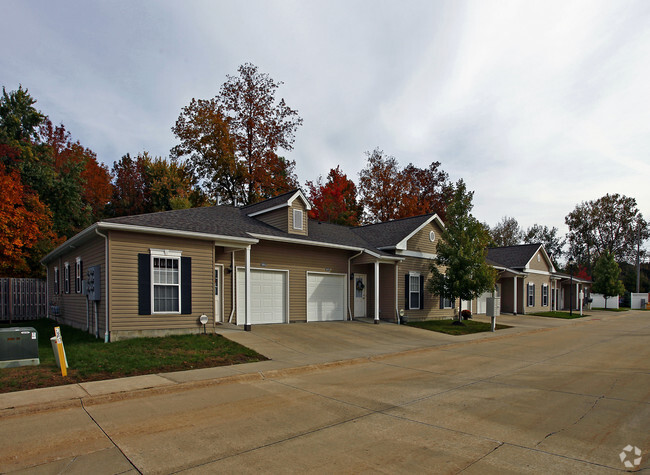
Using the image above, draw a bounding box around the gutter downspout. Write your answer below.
[95,228,110,343]
[229,251,236,323]
[41,262,49,320]
[347,250,364,321]
[395,263,399,324]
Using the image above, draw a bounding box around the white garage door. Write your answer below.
[237,269,287,324]
[307,273,346,322]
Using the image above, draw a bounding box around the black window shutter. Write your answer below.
[452,298,455,309]
[181,256,192,314]
[419,275,424,310]
[138,253,151,315]
[405,274,410,310]
[439,294,444,309]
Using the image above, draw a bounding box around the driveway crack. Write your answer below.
[536,395,604,446]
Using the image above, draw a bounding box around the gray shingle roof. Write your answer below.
[353,214,434,249]
[487,243,542,269]
[103,205,393,256]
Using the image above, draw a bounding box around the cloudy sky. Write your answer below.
[2,0,650,235]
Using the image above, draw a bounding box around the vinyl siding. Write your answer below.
[218,240,352,323]
[255,208,288,232]
[397,256,454,321]
[47,235,106,335]
[528,249,552,272]
[108,231,214,334]
[406,221,443,254]
[288,200,308,236]
[522,273,552,313]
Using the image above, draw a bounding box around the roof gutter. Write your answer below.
[41,222,259,264]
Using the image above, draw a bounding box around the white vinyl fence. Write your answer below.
[590,293,620,309]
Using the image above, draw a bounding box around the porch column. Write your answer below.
[513,276,518,315]
[374,260,380,324]
[244,245,251,331]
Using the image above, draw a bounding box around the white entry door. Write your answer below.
[307,273,346,321]
[354,274,367,318]
[236,269,287,324]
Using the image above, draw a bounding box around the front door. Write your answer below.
[214,266,221,323]
[354,274,367,318]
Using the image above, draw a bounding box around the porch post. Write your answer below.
[244,245,251,331]
[513,276,517,315]
[374,260,380,324]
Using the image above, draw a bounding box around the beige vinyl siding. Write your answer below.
[523,273,552,313]
[288,200,308,236]
[528,249,552,272]
[108,231,214,334]
[397,256,453,321]
[47,236,106,334]
[218,241,351,323]
[406,221,443,254]
[255,208,289,232]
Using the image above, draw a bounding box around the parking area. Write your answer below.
[1,311,648,473]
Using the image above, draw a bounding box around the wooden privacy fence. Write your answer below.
[0,278,48,322]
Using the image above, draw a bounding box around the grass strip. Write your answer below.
[0,319,266,393]
[406,319,511,335]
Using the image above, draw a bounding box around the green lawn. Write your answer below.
[406,319,511,335]
[529,311,588,319]
[0,319,266,393]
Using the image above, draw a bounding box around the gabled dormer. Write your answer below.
[244,189,311,236]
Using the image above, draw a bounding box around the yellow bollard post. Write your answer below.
[54,326,67,377]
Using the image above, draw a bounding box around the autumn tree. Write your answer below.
[173,63,301,205]
[357,148,450,224]
[171,98,244,204]
[490,216,523,247]
[565,194,649,269]
[523,224,565,267]
[111,153,147,216]
[399,162,450,221]
[427,180,497,322]
[306,166,361,226]
[591,251,625,309]
[0,164,59,276]
[111,152,201,217]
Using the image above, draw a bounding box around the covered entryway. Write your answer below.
[307,273,346,322]
[237,268,287,324]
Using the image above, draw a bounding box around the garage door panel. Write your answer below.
[307,274,346,322]
[237,269,286,324]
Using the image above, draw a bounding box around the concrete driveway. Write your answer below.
[1,311,648,473]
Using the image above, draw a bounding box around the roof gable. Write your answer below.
[354,214,444,250]
[487,243,556,273]
[243,189,312,217]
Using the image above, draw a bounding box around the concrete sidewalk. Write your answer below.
[0,310,625,414]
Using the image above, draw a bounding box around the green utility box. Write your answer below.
[0,327,40,368]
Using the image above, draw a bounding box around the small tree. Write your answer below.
[591,251,625,309]
[427,180,497,322]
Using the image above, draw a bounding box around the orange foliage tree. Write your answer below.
[358,148,450,224]
[0,164,60,276]
[306,166,361,226]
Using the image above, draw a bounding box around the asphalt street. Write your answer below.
[1,311,648,474]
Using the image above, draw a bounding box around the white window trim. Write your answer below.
[527,282,535,307]
[64,262,70,294]
[542,284,548,307]
[150,249,182,314]
[409,272,421,310]
[75,257,82,294]
[293,209,303,231]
